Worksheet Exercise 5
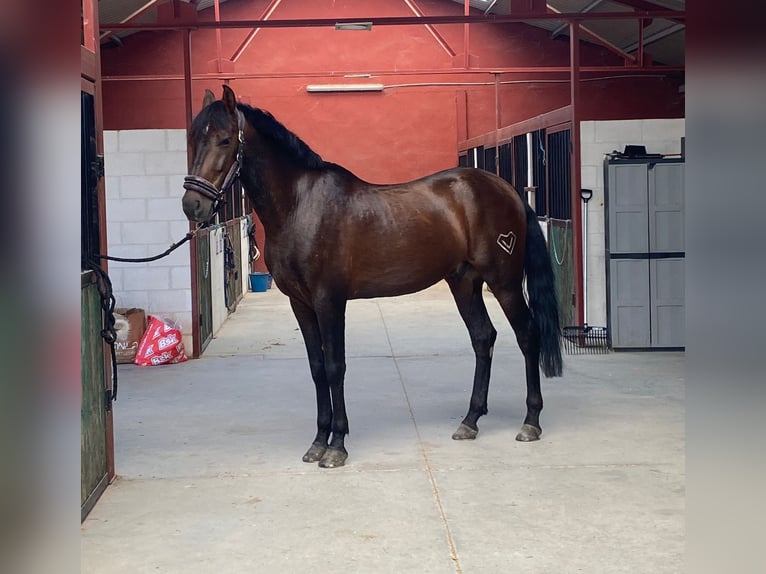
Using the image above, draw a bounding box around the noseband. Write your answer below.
[183,110,245,217]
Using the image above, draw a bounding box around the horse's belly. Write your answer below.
[347,246,461,299]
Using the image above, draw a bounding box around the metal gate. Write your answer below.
[483,146,496,175]
[498,142,512,185]
[81,273,109,518]
[196,231,213,352]
[81,88,112,520]
[513,134,527,191]
[225,220,243,312]
[546,129,575,328]
[547,129,571,220]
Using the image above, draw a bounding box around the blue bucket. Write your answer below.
[249,272,272,292]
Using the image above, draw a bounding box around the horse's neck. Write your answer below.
[241,150,299,235]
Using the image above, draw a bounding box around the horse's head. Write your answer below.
[182,85,243,223]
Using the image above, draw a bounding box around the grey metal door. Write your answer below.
[607,164,651,347]
[606,160,685,349]
[650,258,685,346]
[649,163,685,347]
[610,259,651,347]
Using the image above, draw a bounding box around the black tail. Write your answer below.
[524,205,563,377]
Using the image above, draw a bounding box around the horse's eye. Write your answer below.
[219,138,231,146]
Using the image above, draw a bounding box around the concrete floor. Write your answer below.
[81,283,684,573]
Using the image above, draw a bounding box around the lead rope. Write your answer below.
[87,224,203,408]
[82,258,119,410]
[551,219,569,266]
[97,227,199,263]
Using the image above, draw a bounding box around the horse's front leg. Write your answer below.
[290,298,332,463]
[314,297,349,468]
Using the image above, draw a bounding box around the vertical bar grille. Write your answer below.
[513,134,527,193]
[532,129,547,216]
[547,129,572,220]
[498,142,513,186]
[483,146,496,175]
[81,91,100,267]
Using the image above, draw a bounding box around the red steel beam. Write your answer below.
[610,0,685,24]
[570,21,584,327]
[550,0,603,38]
[213,0,223,72]
[402,0,456,58]
[458,106,573,151]
[494,72,500,175]
[547,5,636,64]
[182,28,201,359]
[230,0,285,63]
[463,0,470,69]
[102,10,685,31]
[102,65,682,82]
[82,0,96,50]
[100,0,163,43]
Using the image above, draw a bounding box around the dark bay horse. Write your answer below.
[182,85,562,468]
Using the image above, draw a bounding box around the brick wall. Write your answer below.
[104,129,194,353]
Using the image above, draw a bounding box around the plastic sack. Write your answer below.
[134,315,188,366]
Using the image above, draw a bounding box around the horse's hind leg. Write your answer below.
[290,298,332,462]
[446,271,497,440]
[488,284,543,442]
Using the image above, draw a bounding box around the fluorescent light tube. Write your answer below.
[306,84,384,93]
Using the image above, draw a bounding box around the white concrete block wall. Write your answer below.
[104,129,194,354]
[580,118,685,326]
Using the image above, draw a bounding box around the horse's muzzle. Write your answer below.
[182,175,220,222]
[182,193,204,222]
[182,190,218,223]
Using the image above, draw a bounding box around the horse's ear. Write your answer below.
[222,84,237,115]
[202,89,216,109]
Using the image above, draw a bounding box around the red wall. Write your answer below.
[102,0,684,182]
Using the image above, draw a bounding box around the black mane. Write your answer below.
[237,103,325,170]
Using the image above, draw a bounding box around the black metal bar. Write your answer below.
[609,252,686,259]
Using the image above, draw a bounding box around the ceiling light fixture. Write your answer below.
[335,21,373,31]
[306,83,384,93]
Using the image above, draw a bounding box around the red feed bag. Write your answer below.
[134,315,188,366]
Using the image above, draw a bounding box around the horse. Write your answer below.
[182,85,562,468]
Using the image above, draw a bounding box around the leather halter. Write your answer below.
[183,110,245,217]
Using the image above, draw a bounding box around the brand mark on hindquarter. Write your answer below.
[497,231,517,255]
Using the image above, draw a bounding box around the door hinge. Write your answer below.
[91,155,105,181]
[105,389,113,412]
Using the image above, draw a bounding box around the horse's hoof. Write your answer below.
[302,443,327,463]
[452,423,478,440]
[515,423,541,442]
[318,447,348,468]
